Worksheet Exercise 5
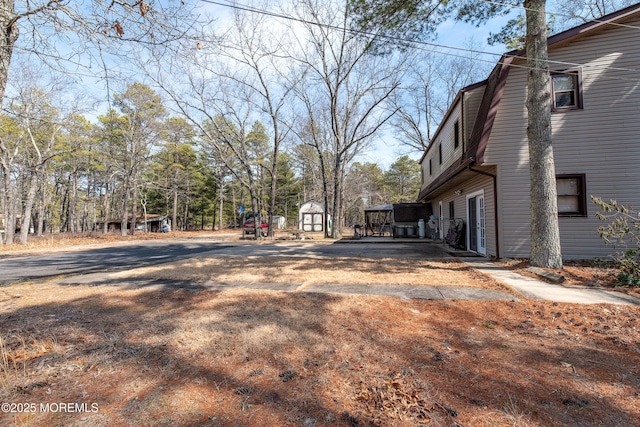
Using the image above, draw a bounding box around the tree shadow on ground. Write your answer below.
[1,287,638,426]
[0,287,358,426]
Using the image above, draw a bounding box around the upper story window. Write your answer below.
[454,120,460,149]
[438,143,442,164]
[551,69,582,111]
[429,158,433,176]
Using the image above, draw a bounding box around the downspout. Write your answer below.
[461,90,465,155]
[468,166,500,259]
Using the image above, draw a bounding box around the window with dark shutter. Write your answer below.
[556,174,586,216]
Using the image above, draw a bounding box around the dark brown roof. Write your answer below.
[416,57,511,202]
[466,56,512,165]
[507,3,640,56]
[417,158,473,201]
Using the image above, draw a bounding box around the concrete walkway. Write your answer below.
[56,273,519,302]
[462,258,640,305]
[56,262,640,305]
[48,252,640,305]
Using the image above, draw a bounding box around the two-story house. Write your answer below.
[417,4,640,259]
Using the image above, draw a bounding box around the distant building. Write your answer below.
[96,214,170,233]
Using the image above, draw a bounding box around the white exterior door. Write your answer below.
[467,191,486,255]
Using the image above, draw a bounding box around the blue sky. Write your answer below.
[358,12,516,169]
[6,0,516,170]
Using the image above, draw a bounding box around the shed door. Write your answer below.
[303,213,323,232]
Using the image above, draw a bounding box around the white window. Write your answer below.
[551,70,582,111]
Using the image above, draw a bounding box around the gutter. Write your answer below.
[468,166,500,259]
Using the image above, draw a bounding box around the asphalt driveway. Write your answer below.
[0,238,452,285]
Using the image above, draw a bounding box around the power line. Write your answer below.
[200,0,640,76]
[479,0,640,31]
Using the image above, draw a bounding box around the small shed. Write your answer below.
[298,201,325,232]
[271,215,286,229]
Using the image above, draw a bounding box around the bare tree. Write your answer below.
[213,8,301,236]
[389,39,491,154]
[0,65,79,244]
[289,92,335,238]
[387,55,438,153]
[554,0,636,27]
[290,0,406,237]
[0,0,198,105]
[149,50,270,237]
[0,112,22,244]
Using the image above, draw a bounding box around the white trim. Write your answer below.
[466,190,486,255]
[438,200,443,236]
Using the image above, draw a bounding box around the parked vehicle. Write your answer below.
[242,213,268,237]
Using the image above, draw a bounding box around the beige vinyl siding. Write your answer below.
[436,104,462,174]
[464,171,496,258]
[420,103,463,190]
[428,170,496,257]
[463,86,486,143]
[420,153,434,189]
[484,16,640,259]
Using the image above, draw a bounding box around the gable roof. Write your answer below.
[417,57,511,201]
[417,2,640,202]
[509,2,640,56]
[476,2,640,162]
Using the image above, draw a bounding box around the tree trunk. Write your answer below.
[0,3,18,243]
[70,171,78,233]
[35,176,45,236]
[131,178,138,235]
[172,168,178,233]
[19,171,38,244]
[61,185,69,232]
[317,149,330,239]
[331,153,342,239]
[141,197,147,233]
[1,159,15,244]
[268,129,279,238]
[121,183,129,236]
[250,189,260,239]
[102,182,110,234]
[525,0,563,268]
[218,170,224,231]
[231,182,237,230]
[0,0,18,103]
[183,199,189,231]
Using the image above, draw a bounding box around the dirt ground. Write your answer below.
[1,233,640,426]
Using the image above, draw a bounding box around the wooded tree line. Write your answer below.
[0,78,422,244]
[0,0,467,244]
